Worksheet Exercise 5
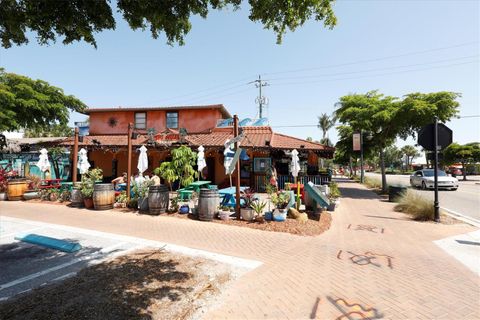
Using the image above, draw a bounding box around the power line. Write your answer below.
[261,41,479,77]
[248,75,269,119]
[266,55,478,82]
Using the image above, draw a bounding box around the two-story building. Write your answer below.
[61,104,334,190]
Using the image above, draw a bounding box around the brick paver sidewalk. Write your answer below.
[1,179,478,319]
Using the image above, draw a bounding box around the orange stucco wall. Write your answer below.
[89,109,223,135]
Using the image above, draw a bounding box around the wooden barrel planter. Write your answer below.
[7,178,28,201]
[70,182,83,207]
[148,185,169,215]
[93,183,115,210]
[197,189,219,221]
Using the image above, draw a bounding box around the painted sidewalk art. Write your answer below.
[347,224,385,234]
[327,296,383,320]
[337,250,394,269]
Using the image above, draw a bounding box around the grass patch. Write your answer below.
[394,189,444,221]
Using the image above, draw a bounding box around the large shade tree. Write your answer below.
[443,142,480,181]
[335,90,460,192]
[0,0,337,49]
[0,68,87,133]
[401,145,420,170]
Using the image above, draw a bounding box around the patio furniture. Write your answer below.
[178,180,212,200]
[39,179,62,189]
[304,183,329,211]
[60,182,73,191]
[218,186,248,207]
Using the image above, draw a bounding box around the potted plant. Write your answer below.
[169,193,180,213]
[0,165,14,201]
[327,182,341,211]
[251,199,267,223]
[49,189,60,201]
[114,191,128,208]
[23,174,41,200]
[80,168,103,209]
[179,200,190,214]
[218,205,231,220]
[134,179,153,212]
[190,191,199,216]
[271,190,291,221]
[240,188,256,221]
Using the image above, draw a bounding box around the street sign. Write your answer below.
[353,133,361,151]
[418,123,452,151]
[227,147,242,175]
[225,132,245,148]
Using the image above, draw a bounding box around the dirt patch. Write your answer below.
[0,249,231,320]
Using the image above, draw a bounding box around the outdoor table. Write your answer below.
[187,180,211,192]
[60,182,73,191]
[39,179,62,189]
[218,186,248,207]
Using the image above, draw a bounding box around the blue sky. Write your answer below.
[1,0,479,147]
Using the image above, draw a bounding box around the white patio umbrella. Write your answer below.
[36,148,51,178]
[137,145,148,176]
[224,141,235,186]
[290,149,301,209]
[197,145,206,180]
[77,148,91,175]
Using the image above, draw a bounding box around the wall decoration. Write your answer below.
[108,117,118,127]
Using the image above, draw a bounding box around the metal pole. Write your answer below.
[127,123,133,203]
[360,130,364,184]
[72,127,79,183]
[433,119,440,222]
[258,75,263,119]
[233,115,241,220]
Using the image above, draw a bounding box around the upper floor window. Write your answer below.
[166,111,178,129]
[135,112,146,129]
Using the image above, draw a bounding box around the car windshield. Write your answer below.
[423,170,447,177]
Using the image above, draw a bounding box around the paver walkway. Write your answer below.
[0,179,479,319]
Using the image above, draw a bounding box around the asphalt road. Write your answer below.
[365,172,480,223]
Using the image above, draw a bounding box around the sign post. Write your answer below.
[418,120,452,222]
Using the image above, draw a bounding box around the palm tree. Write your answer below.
[317,113,336,146]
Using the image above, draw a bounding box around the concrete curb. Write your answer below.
[441,207,480,228]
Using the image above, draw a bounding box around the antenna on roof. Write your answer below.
[249,75,269,119]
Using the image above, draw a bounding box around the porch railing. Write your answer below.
[254,174,330,191]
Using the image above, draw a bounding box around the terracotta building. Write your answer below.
[62,104,334,190]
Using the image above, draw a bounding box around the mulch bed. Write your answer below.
[0,249,231,320]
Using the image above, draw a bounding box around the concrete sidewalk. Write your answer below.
[0,180,479,319]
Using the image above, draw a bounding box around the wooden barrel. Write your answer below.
[7,178,28,201]
[70,182,83,207]
[148,185,169,215]
[197,189,219,221]
[93,183,114,210]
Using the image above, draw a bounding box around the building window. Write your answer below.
[135,112,146,129]
[166,111,178,129]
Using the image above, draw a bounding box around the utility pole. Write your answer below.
[72,127,79,183]
[127,123,133,203]
[250,75,269,119]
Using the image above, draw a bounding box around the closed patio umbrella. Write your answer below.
[197,145,206,180]
[137,145,148,175]
[290,149,301,209]
[224,141,235,186]
[77,148,91,175]
[36,148,51,178]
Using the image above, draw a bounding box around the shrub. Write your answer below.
[394,189,442,221]
[364,176,383,189]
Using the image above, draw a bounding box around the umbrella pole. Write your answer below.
[295,176,300,210]
[229,174,232,188]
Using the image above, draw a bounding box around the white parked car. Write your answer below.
[410,169,458,191]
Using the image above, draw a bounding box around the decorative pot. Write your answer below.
[218,210,231,221]
[240,208,255,221]
[273,208,287,222]
[84,197,94,209]
[0,192,7,201]
[264,211,273,221]
[138,197,149,212]
[23,191,39,200]
[179,204,190,214]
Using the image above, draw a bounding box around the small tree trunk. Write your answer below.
[349,157,353,178]
[462,161,467,181]
[379,149,387,193]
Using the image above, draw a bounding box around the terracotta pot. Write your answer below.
[84,197,94,209]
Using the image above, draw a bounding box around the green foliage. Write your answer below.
[0,0,336,49]
[250,199,267,215]
[394,189,442,221]
[383,145,403,169]
[401,145,420,168]
[0,68,87,132]
[170,194,180,212]
[317,112,336,146]
[443,142,480,180]
[24,123,73,138]
[115,191,128,204]
[271,190,290,209]
[154,161,178,191]
[328,182,341,200]
[80,168,103,198]
[132,179,154,199]
[172,146,198,187]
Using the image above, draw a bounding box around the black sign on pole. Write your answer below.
[418,121,453,223]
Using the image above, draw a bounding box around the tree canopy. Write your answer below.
[0,68,87,132]
[443,142,480,180]
[0,0,337,49]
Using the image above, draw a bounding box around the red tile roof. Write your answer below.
[60,126,334,153]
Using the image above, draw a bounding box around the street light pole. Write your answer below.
[360,129,364,184]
